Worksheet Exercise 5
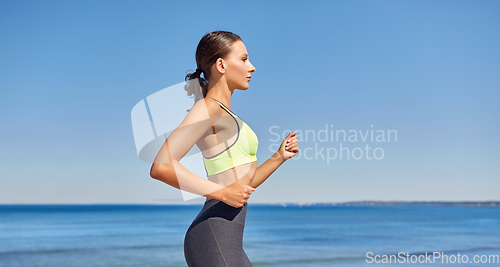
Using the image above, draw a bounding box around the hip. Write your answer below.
[191,198,248,226]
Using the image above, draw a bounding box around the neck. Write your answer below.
[206,79,234,109]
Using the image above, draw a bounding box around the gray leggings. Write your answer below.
[184,198,253,267]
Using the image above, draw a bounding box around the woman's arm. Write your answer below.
[150,99,255,206]
[150,99,225,200]
[251,150,285,189]
[251,131,299,189]
[151,158,226,200]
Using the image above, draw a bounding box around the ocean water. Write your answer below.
[0,204,499,267]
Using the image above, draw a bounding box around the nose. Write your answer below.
[249,63,256,73]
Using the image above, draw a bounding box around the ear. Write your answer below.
[214,58,226,74]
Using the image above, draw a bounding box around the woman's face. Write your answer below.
[224,40,256,90]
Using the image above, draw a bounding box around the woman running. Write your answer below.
[150,30,299,267]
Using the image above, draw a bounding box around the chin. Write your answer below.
[237,83,250,90]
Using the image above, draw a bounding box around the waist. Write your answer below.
[194,198,248,226]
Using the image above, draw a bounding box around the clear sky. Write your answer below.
[1,0,498,204]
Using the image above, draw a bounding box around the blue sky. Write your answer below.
[1,0,498,204]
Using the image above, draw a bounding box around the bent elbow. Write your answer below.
[150,166,157,179]
[150,163,165,180]
[150,162,176,181]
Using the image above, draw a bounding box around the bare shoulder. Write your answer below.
[181,98,221,126]
[200,97,222,117]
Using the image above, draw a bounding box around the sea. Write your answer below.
[0,203,499,267]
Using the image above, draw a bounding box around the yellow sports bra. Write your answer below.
[202,98,258,176]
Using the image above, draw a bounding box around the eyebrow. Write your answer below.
[242,53,248,57]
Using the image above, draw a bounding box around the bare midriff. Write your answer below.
[205,161,257,201]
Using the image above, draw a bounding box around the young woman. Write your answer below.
[150,30,299,267]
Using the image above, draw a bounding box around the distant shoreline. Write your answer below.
[0,201,499,207]
[288,201,500,207]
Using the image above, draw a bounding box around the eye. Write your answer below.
[243,57,247,61]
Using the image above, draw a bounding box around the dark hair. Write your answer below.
[184,30,242,103]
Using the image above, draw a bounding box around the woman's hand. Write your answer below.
[278,131,299,161]
[220,183,256,208]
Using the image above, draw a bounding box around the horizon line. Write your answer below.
[1,200,499,207]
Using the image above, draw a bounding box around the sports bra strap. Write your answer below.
[208,97,236,116]
[207,97,241,182]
